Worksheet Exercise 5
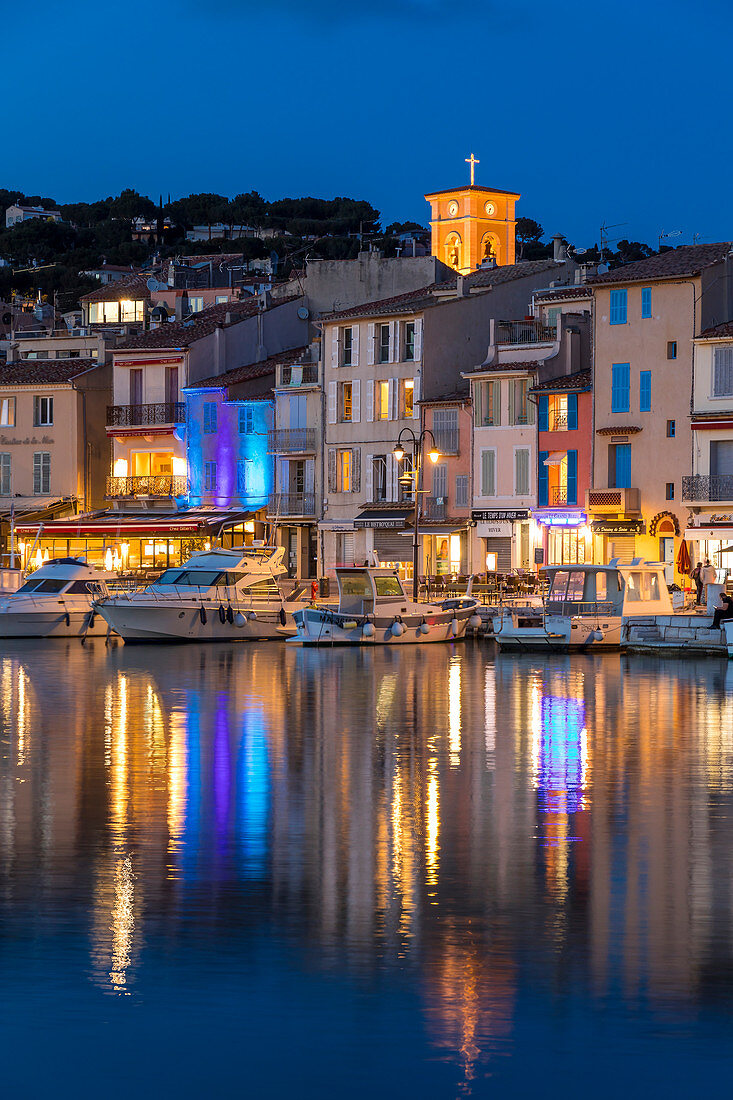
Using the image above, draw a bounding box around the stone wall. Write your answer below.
[625,614,727,655]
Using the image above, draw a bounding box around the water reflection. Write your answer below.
[0,642,731,1093]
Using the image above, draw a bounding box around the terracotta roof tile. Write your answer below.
[531,369,592,393]
[464,360,540,376]
[698,320,733,339]
[533,285,592,301]
[80,273,152,303]
[116,296,299,351]
[188,346,309,390]
[461,258,565,290]
[321,283,447,322]
[0,358,99,384]
[589,243,733,285]
[596,425,642,435]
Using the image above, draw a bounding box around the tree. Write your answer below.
[515,217,544,260]
[107,188,157,220]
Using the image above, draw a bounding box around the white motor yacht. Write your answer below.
[96,545,306,643]
[0,557,116,638]
[291,565,481,646]
[493,559,672,651]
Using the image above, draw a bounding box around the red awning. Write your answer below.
[15,508,258,538]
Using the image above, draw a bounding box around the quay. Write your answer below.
[625,612,728,656]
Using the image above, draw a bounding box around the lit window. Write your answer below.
[340,449,352,492]
[403,379,414,418]
[189,297,204,314]
[376,380,389,420]
[341,381,352,422]
[0,397,15,426]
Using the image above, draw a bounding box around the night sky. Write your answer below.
[7,0,732,248]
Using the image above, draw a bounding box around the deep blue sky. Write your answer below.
[6,0,732,248]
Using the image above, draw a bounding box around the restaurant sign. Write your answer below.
[354,517,406,529]
[471,509,529,522]
[591,519,644,535]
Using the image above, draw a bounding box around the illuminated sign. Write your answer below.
[472,509,529,521]
[534,511,587,527]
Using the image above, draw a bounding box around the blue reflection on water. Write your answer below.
[538,694,586,817]
[237,704,269,877]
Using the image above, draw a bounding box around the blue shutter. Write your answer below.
[610,289,627,325]
[538,450,549,506]
[611,363,630,413]
[566,450,578,504]
[567,393,578,430]
[641,287,652,318]
[640,371,651,411]
[538,395,549,431]
[616,445,631,488]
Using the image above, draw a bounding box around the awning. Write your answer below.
[353,508,411,529]
[684,526,733,541]
[15,508,259,538]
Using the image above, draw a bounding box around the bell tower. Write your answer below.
[425,155,519,274]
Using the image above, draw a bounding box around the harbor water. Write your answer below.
[0,639,732,1096]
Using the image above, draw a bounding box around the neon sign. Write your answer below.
[534,511,587,527]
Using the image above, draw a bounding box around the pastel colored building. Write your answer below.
[419,385,473,577]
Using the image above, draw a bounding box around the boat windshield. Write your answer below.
[15,578,69,595]
[153,569,243,588]
[625,571,661,602]
[374,576,403,598]
[339,572,373,598]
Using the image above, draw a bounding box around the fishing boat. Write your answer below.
[95,545,306,643]
[0,557,116,638]
[492,559,672,651]
[290,564,481,646]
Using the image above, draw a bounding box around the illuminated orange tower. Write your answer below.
[424,154,519,274]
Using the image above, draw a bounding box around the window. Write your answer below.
[239,406,254,434]
[120,299,144,323]
[546,306,561,331]
[640,370,652,412]
[0,453,10,495]
[130,368,143,406]
[667,419,676,438]
[666,482,675,500]
[203,402,217,433]
[713,347,733,396]
[34,396,54,426]
[540,393,578,432]
[667,341,677,360]
[376,380,389,420]
[515,448,530,496]
[608,443,631,488]
[372,455,387,501]
[378,323,390,363]
[455,474,468,507]
[480,449,496,496]
[0,397,15,426]
[237,459,252,493]
[204,461,217,491]
[402,379,414,418]
[342,326,353,367]
[509,378,530,425]
[610,289,627,325]
[434,408,458,453]
[340,449,352,492]
[189,297,204,314]
[340,381,353,422]
[474,380,501,427]
[404,321,416,361]
[611,363,630,413]
[432,462,447,500]
[641,287,652,318]
[165,365,179,405]
[215,295,229,305]
[33,451,50,494]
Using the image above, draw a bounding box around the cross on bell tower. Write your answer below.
[465,153,480,186]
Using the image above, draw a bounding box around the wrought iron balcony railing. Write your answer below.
[551,487,568,504]
[268,492,316,516]
[682,474,733,502]
[496,320,557,345]
[421,497,447,520]
[107,402,185,427]
[106,475,188,498]
[549,413,568,431]
[268,428,317,453]
[277,363,319,387]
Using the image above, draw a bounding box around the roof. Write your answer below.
[320,283,447,322]
[531,369,592,393]
[116,296,299,352]
[0,358,99,385]
[80,273,152,303]
[596,425,643,435]
[179,253,246,266]
[461,258,566,290]
[188,346,309,390]
[424,184,520,199]
[464,360,540,376]
[698,321,733,340]
[421,383,470,405]
[533,284,593,302]
[589,243,733,286]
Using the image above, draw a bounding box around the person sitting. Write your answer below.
[711,591,733,630]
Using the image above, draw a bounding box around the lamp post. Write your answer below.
[393,427,440,602]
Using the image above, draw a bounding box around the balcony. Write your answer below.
[433,428,459,455]
[548,413,568,431]
[106,475,188,499]
[496,320,557,345]
[268,493,316,517]
[107,402,185,428]
[277,363,319,387]
[421,497,446,520]
[586,487,641,514]
[268,428,316,453]
[550,487,569,505]
[682,475,733,503]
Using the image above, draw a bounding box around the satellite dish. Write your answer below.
[574,247,587,255]
[146,277,158,291]
[1,313,11,326]
[297,306,310,320]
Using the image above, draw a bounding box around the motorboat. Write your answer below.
[95,545,307,643]
[0,557,116,638]
[290,565,481,645]
[492,559,673,651]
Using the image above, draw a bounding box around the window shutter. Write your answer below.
[538,395,549,431]
[33,452,41,495]
[492,381,501,426]
[412,374,420,418]
[610,289,627,325]
[387,454,396,501]
[389,321,398,363]
[616,444,631,488]
[327,449,337,493]
[639,372,651,412]
[455,474,468,507]
[351,379,361,422]
[388,378,397,420]
[351,448,361,492]
[567,393,578,430]
[365,453,373,502]
[367,322,375,365]
[305,459,315,494]
[527,392,535,425]
[331,327,339,368]
[328,381,337,424]
[352,325,360,366]
[366,379,374,422]
[566,449,578,504]
[474,382,483,426]
[641,287,652,318]
[433,463,447,499]
[538,450,549,506]
[611,363,630,413]
[508,380,515,424]
[515,449,529,496]
[481,450,495,497]
[713,348,733,396]
[414,317,423,361]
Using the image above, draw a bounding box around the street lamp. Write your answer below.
[392,427,440,601]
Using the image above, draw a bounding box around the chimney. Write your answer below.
[552,234,567,262]
[456,275,467,297]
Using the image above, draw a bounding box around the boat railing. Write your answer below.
[545,600,616,617]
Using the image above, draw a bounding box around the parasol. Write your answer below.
[676,539,691,574]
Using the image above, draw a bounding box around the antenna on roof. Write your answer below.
[658,229,682,250]
[599,221,628,263]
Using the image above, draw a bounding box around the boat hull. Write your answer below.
[98,600,297,643]
[291,604,475,646]
[0,607,109,639]
[493,613,624,651]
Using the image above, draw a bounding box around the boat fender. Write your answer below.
[65,611,71,627]
[279,607,287,627]
[363,621,376,638]
[450,617,459,637]
[419,619,430,635]
[469,614,482,630]
[218,603,226,624]
[592,628,604,642]
[226,604,234,624]
[234,611,246,628]
[200,605,207,625]
[89,611,96,628]
[391,620,405,637]
[247,610,258,621]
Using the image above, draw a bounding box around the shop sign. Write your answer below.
[534,511,587,527]
[590,518,644,535]
[471,509,529,522]
[354,517,406,529]
[476,521,514,538]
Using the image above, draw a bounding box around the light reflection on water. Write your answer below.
[0,641,732,1096]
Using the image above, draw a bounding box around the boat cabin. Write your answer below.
[336,568,408,617]
[14,558,112,597]
[149,547,286,595]
[544,560,672,617]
